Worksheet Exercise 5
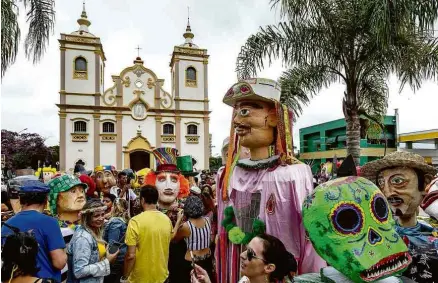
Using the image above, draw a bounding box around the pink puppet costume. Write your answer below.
[216,78,325,283]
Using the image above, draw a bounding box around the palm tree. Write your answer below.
[236,0,438,165]
[1,0,55,78]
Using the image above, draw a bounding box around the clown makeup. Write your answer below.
[155,172,180,205]
[377,168,424,223]
[233,100,276,156]
[57,185,86,212]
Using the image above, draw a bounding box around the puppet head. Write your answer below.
[93,165,117,195]
[303,176,411,282]
[35,167,57,183]
[144,148,189,206]
[136,168,151,187]
[48,175,88,219]
[361,152,436,227]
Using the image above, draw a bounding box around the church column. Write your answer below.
[155,116,162,148]
[203,59,209,111]
[204,116,210,169]
[176,116,181,152]
[94,53,100,106]
[175,60,180,110]
[59,112,67,171]
[93,113,101,168]
[116,113,123,169]
[60,47,66,104]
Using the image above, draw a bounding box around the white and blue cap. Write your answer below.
[19,180,50,194]
[223,78,281,106]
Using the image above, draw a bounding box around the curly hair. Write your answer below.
[184,196,205,219]
[112,198,130,223]
[1,225,40,282]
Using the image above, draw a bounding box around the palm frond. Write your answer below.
[236,22,329,79]
[358,69,389,118]
[1,0,20,77]
[23,0,55,64]
[278,64,338,118]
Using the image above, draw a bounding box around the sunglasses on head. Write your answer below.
[246,247,268,263]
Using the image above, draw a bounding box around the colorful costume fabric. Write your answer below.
[294,176,412,283]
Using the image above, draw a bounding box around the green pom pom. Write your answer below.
[228,227,245,244]
[225,223,236,232]
[242,233,254,245]
[252,219,266,235]
[224,206,235,218]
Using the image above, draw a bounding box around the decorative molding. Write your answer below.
[155,116,162,121]
[71,133,89,142]
[56,104,210,115]
[122,76,131,87]
[161,135,176,143]
[147,78,155,89]
[161,121,175,125]
[174,47,206,56]
[100,118,117,123]
[103,84,117,106]
[64,35,99,44]
[184,121,200,125]
[70,117,90,122]
[175,98,208,102]
[185,135,199,144]
[59,113,67,119]
[185,80,197,88]
[93,113,101,119]
[73,71,88,80]
[60,90,100,96]
[100,134,117,142]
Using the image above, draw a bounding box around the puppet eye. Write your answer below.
[331,202,364,235]
[239,108,250,117]
[371,193,388,223]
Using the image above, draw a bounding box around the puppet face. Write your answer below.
[95,170,116,194]
[155,172,180,204]
[377,167,425,219]
[57,185,86,213]
[43,172,54,183]
[233,100,277,150]
[303,176,411,282]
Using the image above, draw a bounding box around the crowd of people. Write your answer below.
[2,77,438,283]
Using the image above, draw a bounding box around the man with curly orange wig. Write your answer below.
[144,147,189,283]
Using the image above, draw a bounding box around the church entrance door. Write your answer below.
[129,151,150,171]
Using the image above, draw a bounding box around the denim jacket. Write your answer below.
[103,217,127,274]
[67,226,110,283]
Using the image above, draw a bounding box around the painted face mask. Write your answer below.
[155,172,180,204]
[303,176,412,282]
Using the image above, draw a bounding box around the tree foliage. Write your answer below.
[236,0,438,163]
[1,0,55,77]
[209,156,223,172]
[1,129,58,170]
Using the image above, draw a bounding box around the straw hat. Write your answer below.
[361,151,437,182]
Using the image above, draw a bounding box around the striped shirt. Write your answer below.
[185,217,211,251]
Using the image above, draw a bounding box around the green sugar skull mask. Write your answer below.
[303,176,412,282]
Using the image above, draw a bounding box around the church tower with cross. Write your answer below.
[58,3,210,173]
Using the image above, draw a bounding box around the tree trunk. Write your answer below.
[345,110,361,166]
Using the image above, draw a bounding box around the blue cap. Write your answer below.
[19,180,50,193]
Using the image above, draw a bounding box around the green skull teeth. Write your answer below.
[360,252,412,281]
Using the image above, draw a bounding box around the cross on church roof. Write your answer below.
[135,45,142,57]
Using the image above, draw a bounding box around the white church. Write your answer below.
[58,4,210,172]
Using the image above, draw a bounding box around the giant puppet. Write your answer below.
[218,78,325,282]
[93,165,117,196]
[294,174,413,283]
[144,147,190,283]
[362,152,438,282]
[48,174,88,281]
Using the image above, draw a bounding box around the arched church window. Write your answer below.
[187,124,198,135]
[163,124,174,135]
[102,122,115,133]
[185,67,197,87]
[73,56,88,80]
[74,121,87,133]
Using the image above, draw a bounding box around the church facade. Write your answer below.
[58,5,210,172]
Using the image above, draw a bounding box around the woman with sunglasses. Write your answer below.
[191,234,297,283]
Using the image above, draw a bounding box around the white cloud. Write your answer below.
[1,0,437,159]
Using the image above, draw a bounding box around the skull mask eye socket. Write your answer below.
[371,193,389,223]
[331,202,364,235]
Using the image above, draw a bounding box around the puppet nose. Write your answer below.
[368,228,382,245]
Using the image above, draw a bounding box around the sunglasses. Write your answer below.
[246,247,268,263]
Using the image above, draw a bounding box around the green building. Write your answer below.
[299,116,397,173]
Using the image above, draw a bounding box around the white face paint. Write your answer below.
[155,172,180,204]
